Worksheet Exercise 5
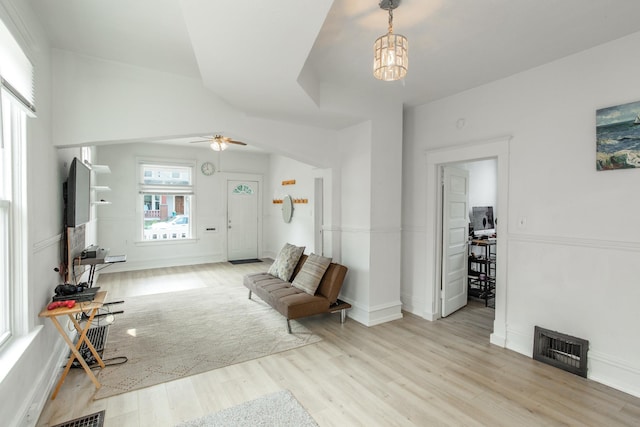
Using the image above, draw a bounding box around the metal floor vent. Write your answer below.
[533,326,589,378]
[52,410,105,427]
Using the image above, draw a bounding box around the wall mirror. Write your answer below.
[282,195,293,223]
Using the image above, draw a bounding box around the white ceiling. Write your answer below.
[29,0,640,132]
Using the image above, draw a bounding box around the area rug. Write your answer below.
[176,390,318,427]
[93,286,321,399]
[228,258,263,265]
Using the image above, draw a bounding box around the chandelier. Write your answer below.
[373,0,408,81]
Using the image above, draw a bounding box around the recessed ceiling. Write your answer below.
[29,0,640,129]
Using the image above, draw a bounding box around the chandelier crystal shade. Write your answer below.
[373,0,408,81]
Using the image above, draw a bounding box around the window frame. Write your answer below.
[136,158,196,244]
[0,88,28,350]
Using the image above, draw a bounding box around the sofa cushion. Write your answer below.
[267,243,305,281]
[291,253,332,296]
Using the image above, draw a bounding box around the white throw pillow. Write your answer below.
[291,253,332,295]
[268,243,305,282]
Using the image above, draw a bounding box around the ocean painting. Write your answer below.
[596,100,640,171]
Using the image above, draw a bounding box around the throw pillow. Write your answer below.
[291,253,332,296]
[268,243,305,282]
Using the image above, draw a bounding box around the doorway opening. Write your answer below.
[425,136,510,347]
[455,158,497,312]
[440,159,497,332]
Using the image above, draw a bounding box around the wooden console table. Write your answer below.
[39,291,107,399]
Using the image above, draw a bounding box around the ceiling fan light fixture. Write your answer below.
[373,0,408,81]
[210,140,228,151]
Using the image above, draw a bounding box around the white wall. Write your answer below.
[460,158,497,219]
[94,143,269,271]
[403,31,640,397]
[265,155,319,258]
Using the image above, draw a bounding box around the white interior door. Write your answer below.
[227,180,258,261]
[441,166,470,317]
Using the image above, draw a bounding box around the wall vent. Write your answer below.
[533,326,589,378]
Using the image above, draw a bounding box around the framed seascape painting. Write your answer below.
[596,100,640,171]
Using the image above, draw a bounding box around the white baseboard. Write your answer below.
[401,300,437,321]
[343,298,403,326]
[94,254,226,275]
[502,327,640,398]
[588,351,640,398]
[13,332,68,427]
[489,332,506,347]
[504,326,533,357]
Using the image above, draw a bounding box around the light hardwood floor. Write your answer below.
[37,262,640,426]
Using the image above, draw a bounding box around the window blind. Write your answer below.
[0,19,34,113]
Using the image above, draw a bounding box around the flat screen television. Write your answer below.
[63,157,91,227]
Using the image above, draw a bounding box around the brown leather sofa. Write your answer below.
[243,254,350,333]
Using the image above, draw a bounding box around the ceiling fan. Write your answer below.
[189,135,247,151]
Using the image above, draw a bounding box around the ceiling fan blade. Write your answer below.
[228,140,247,146]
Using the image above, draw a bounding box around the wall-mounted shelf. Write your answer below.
[89,163,111,205]
[88,164,111,174]
[282,179,296,186]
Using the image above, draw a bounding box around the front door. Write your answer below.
[227,180,259,261]
[441,166,469,317]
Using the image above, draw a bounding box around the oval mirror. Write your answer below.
[282,195,293,223]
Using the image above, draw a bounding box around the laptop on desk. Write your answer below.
[105,255,126,263]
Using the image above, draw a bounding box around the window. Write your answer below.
[0,14,33,351]
[0,100,10,346]
[138,160,194,241]
[0,90,27,348]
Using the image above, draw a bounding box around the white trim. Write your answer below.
[95,254,226,274]
[424,135,511,346]
[341,297,403,326]
[338,226,402,234]
[11,327,67,427]
[509,233,640,252]
[32,233,63,252]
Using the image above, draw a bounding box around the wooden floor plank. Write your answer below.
[36,261,640,426]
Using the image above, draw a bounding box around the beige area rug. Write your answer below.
[93,286,321,399]
[176,390,318,427]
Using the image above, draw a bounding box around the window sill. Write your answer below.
[134,238,197,247]
[0,325,43,384]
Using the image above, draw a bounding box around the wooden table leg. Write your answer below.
[49,311,102,399]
